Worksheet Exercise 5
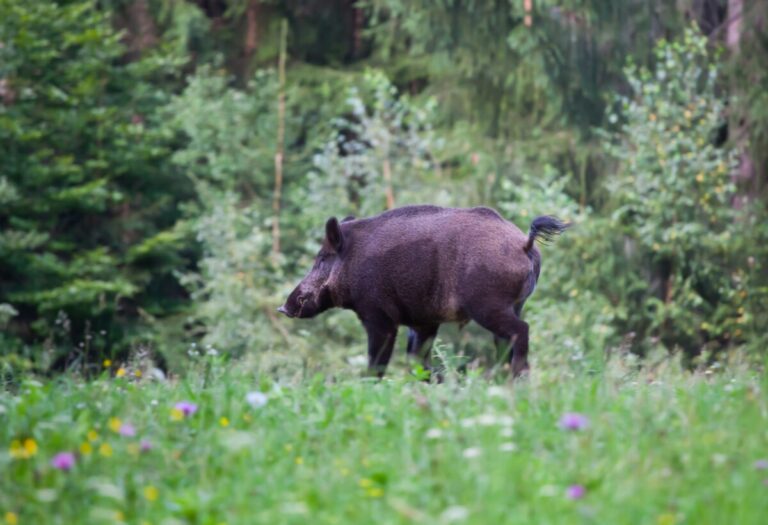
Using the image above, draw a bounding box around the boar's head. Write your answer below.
[278,217,345,319]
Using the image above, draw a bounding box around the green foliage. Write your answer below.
[309,70,444,217]
[0,0,192,366]
[599,29,757,355]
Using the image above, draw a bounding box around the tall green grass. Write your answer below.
[2,355,767,525]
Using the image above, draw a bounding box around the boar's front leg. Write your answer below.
[363,315,398,378]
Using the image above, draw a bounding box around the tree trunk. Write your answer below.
[245,0,260,59]
[121,0,158,58]
[272,19,288,259]
[726,0,756,207]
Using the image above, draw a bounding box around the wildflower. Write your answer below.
[499,442,517,452]
[115,368,126,378]
[10,438,39,460]
[118,423,136,437]
[366,487,384,498]
[80,442,93,456]
[462,447,481,459]
[143,486,158,502]
[219,417,230,428]
[754,459,768,470]
[440,506,469,523]
[566,484,586,500]
[5,512,18,525]
[134,370,142,378]
[295,456,304,465]
[657,513,677,525]
[559,413,589,431]
[358,478,374,489]
[87,430,99,442]
[170,408,184,421]
[23,438,38,457]
[127,443,140,456]
[99,443,113,457]
[426,428,443,439]
[246,391,268,409]
[140,439,153,452]
[51,451,76,471]
[103,359,112,368]
[174,401,198,417]
[108,418,122,433]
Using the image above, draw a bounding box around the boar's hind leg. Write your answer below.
[363,317,398,378]
[406,325,439,369]
[471,304,529,378]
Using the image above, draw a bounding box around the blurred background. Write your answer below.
[0,0,766,378]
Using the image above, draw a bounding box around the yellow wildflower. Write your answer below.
[657,514,676,525]
[87,430,99,442]
[103,359,112,368]
[99,443,113,457]
[366,487,384,498]
[134,370,142,378]
[108,418,122,433]
[23,438,38,458]
[219,417,230,428]
[80,442,93,456]
[114,511,125,522]
[5,512,19,525]
[143,486,159,502]
[115,368,126,378]
[295,456,304,465]
[695,173,704,183]
[170,408,184,422]
[358,478,373,489]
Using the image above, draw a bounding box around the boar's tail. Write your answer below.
[524,216,571,252]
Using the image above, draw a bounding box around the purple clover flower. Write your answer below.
[559,412,589,431]
[51,452,76,471]
[566,484,586,500]
[140,439,153,452]
[118,423,136,437]
[174,401,198,417]
[754,459,768,470]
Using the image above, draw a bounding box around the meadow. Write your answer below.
[3,353,767,525]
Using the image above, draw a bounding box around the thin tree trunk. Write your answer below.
[123,0,158,58]
[726,0,755,208]
[245,0,260,58]
[382,157,395,210]
[272,19,288,258]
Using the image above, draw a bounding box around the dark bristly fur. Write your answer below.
[278,205,569,378]
[524,216,571,251]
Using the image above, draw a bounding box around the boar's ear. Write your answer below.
[325,217,344,252]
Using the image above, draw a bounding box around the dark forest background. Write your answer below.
[1,0,766,376]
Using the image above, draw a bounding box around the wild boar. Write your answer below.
[278,205,569,378]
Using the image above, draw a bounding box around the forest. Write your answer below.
[2,2,768,524]
[2,0,766,376]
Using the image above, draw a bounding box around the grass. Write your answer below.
[1,355,767,525]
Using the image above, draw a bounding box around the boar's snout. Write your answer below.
[276,305,293,318]
[279,285,330,319]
